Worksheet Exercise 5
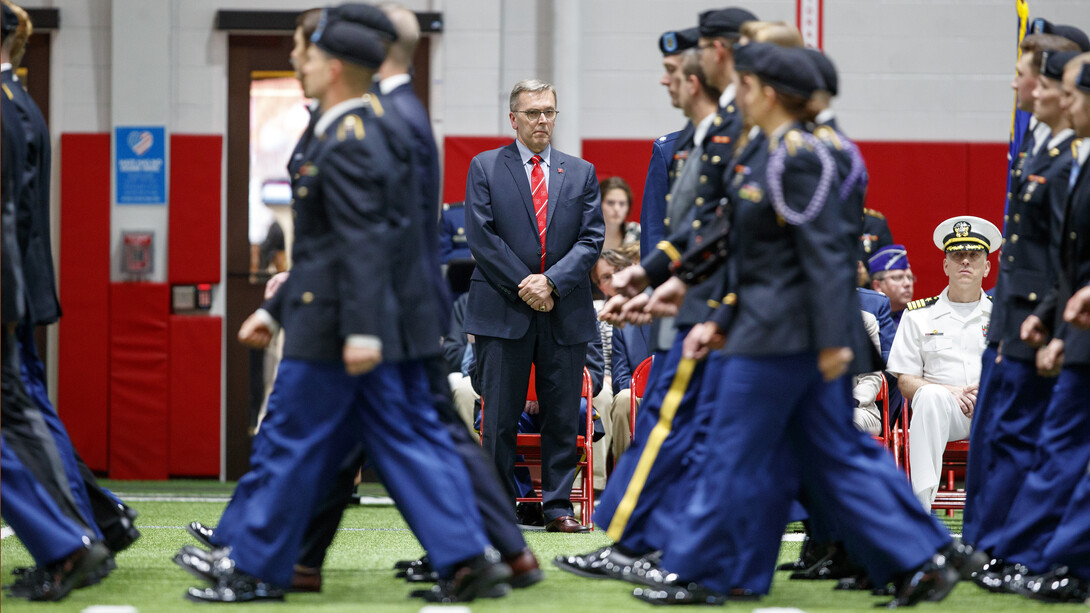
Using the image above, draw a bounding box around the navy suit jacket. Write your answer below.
[464,142,604,345]
[611,323,651,392]
[2,70,59,326]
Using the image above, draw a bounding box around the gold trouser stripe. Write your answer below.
[606,357,696,541]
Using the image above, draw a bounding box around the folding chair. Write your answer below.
[899,400,969,516]
[479,365,596,528]
[629,356,654,441]
[872,374,900,466]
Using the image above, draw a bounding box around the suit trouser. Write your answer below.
[18,323,107,541]
[216,359,490,587]
[993,366,1090,573]
[907,384,973,511]
[476,313,587,522]
[295,357,526,570]
[662,354,949,595]
[963,346,1054,551]
[593,327,708,553]
[1043,467,1090,580]
[608,388,632,463]
[1,434,89,566]
[1,328,92,535]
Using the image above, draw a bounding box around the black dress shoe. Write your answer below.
[778,536,829,572]
[394,556,423,570]
[101,513,141,554]
[553,545,639,581]
[545,515,591,533]
[632,582,728,606]
[412,548,512,603]
[516,502,545,528]
[6,540,111,601]
[881,550,960,608]
[944,538,989,580]
[835,573,872,591]
[1017,566,1090,603]
[402,563,438,583]
[976,561,1031,594]
[622,552,667,587]
[186,521,216,549]
[790,542,858,580]
[185,567,285,603]
[172,544,232,584]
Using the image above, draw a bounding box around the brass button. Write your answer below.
[702,154,709,162]
[665,194,672,202]
[1013,213,1021,223]
[1007,255,1014,262]
[695,197,705,206]
[1072,232,1078,240]
[1023,193,1030,202]
[712,155,721,164]
[726,105,735,113]
[663,217,670,227]
[700,175,708,184]
[302,292,314,304]
[692,220,701,229]
[723,293,737,305]
[1010,234,1019,243]
[713,116,723,126]
[298,186,309,197]
[1028,292,1038,301]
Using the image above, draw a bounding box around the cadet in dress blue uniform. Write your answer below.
[637,44,961,607]
[639,27,699,258]
[963,49,1079,556]
[439,201,472,263]
[178,6,505,603]
[979,58,1090,599]
[555,8,757,581]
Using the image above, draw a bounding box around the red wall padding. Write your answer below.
[442,136,1009,299]
[109,283,170,479]
[169,134,223,284]
[58,133,112,471]
[169,316,221,476]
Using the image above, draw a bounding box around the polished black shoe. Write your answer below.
[185,567,285,603]
[101,512,141,554]
[402,561,438,583]
[553,545,639,581]
[6,540,111,601]
[186,521,216,549]
[632,582,728,606]
[622,552,667,587]
[835,572,873,591]
[1017,566,1090,603]
[975,561,1030,594]
[778,536,828,572]
[881,550,960,608]
[172,544,232,584]
[944,539,989,581]
[516,502,545,528]
[413,548,513,603]
[790,542,857,581]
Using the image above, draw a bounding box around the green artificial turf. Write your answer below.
[1,482,1085,612]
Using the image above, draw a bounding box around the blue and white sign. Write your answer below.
[115,126,166,205]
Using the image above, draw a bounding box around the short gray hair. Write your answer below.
[509,79,557,111]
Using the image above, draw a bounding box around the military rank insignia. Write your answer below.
[711,135,732,144]
[738,182,763,203]
[300,163,319,177]
[982,323,989,338]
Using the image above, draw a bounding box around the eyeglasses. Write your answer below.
[877,273,916,284]
[513,109,558,121]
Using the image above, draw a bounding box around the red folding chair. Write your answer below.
[872,375,900,466]
[629,356,654,440]
[479,365,596,528]
[899,400,969,516]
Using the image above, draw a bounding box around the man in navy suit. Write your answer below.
[465,79,604,533]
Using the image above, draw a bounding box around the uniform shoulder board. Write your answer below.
[906,296,939,311]
[813,125,844,150]
[336,114,366,142]
[1074,139,1083,158]
[1,84,12,100]
[361,93,384,117]
[863,207,886,220]
[783,129,806,156]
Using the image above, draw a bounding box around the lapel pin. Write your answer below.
[557,168,564,174]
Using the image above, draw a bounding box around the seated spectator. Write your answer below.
[599,177,641,251]
[852,309,884,435]
[869,243,915,326]
[610,318,652,463]
[438,201,471,264]
[887,216,1000,511]
[441,293,477,430]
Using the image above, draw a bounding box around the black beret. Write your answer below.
[698,7,758,39]
[1,4,17,40]
[1041,50,1079,81]
[735,42,823,98]
[802,47,838,96]
[328,2,397,42]
[311,4,391,69]
[1053,25,1090,53]
[1079,62,1090,93]
[659,27,699,56]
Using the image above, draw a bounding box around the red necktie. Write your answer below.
[530,155,548,272]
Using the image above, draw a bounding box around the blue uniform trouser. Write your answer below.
[594,327,707,553]
[216,358,489,587]
[1044,468,1090,580]
[993,366,1090,572]
[17,324,103,540]
[662,354,949,595]
[963,346,1054,552]
[1,434,89,566]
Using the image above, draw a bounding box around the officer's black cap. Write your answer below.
[1041,50,1079,81]
[311,3,395,69]
[659,28,699,56]
[1053,25,1090,53]
[1,4,17,40]
[734,42,824,98]
[698,7,758,39]
[802,47,838,95]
